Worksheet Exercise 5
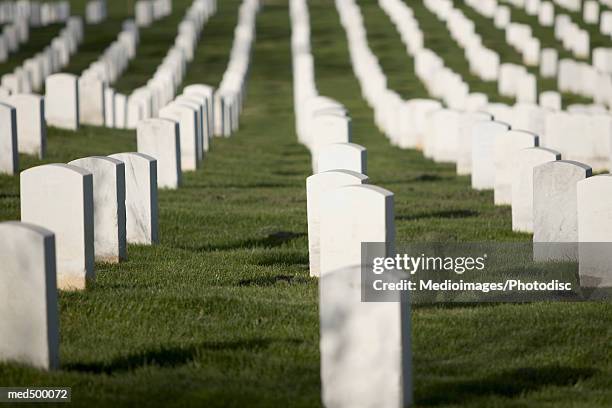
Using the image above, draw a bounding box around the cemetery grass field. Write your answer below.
[0,0,611,406]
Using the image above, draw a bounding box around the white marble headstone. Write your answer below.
[109,152,158,245]
[21,164,94,290]
[0,221,59,370]
[511,147,561,233]
[494,130,539,205]
[316,142,366,175]
[137,118,181,189]
[533,160,591,261]
[0,102,17,175]
[306,170,368,277]
[45,73,79,130]
[68,157,126,263]
[8,93,46,158]
[471,120,511,190]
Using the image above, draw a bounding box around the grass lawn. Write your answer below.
[0,0,610,406]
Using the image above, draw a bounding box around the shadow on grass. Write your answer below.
[417,365,597,406]
[252,252,309,267]
[175,231,307,252]
[397,209,479,221]
[238,274,311,287]
[377,173,449,185]
[185,181,296,189]
[65,338,303,374]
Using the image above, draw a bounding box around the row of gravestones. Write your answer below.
[433,0,592,106]
[0,0,257,377]
[121,0,216,130]
[85,0,107,25]
[468,0,612,109]
[422,114,612,288]
[378,0,494,115]
[41,0,214,133]
[391,0,612,112]
[0,17,29,63]
[214,0,260,137]
[135,0,172,28]
[0,150,158,370]
[1,0,238,178]
[349,0,612,175]
[0,1,69,30]
[290,2,413,406]
[304,2,609,406]
[0,17,82,95]
[78,20,140,128]
[420,104,612,173]
[0,78,222,371]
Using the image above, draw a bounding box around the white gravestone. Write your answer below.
[306,170,368,277]
[176,95,207,154]
[45,73,79,130]
[471,121,511,190]
[104,87,115,127]
[311,113,351,172]
[0,221,59,370]
[319,185,412,408]
[317,143,367,175]
[494,130,539,205]
[577,175,612,288]
[114,93,127,129]
[184,84,215,144]
[109,152,159,245]
[174,98,204,162]
[0,102,17,175]
[456,112,492,175]
[539,91,561,111]
[69,156,126,263]
[78,77,105,126]
[20,164,95,290]
[8,94,46,159]
[512,147,561,233]
[533,160,591,261]
[159,104,199,171]
[137,118,181,189]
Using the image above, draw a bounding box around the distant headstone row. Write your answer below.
[78,20,140,127]
[124,0,216,129]
[38,0,215,134]
[0,16,83,95]
[85,0,107,25]
[215,0,260,136]
[291,1,413,407]
[0,150,158,370]
[135,0,172,28]
[0,0,258,374]
[0,1,70,27]
[467,0,612,108]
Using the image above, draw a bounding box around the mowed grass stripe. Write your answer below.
[311,0,612,406]
[0,0,321,406]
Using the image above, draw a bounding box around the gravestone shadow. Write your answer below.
[417,365,597,406]
[64,337,302,374]
[397,209,479,221]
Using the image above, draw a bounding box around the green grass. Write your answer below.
[0,0,610,406]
